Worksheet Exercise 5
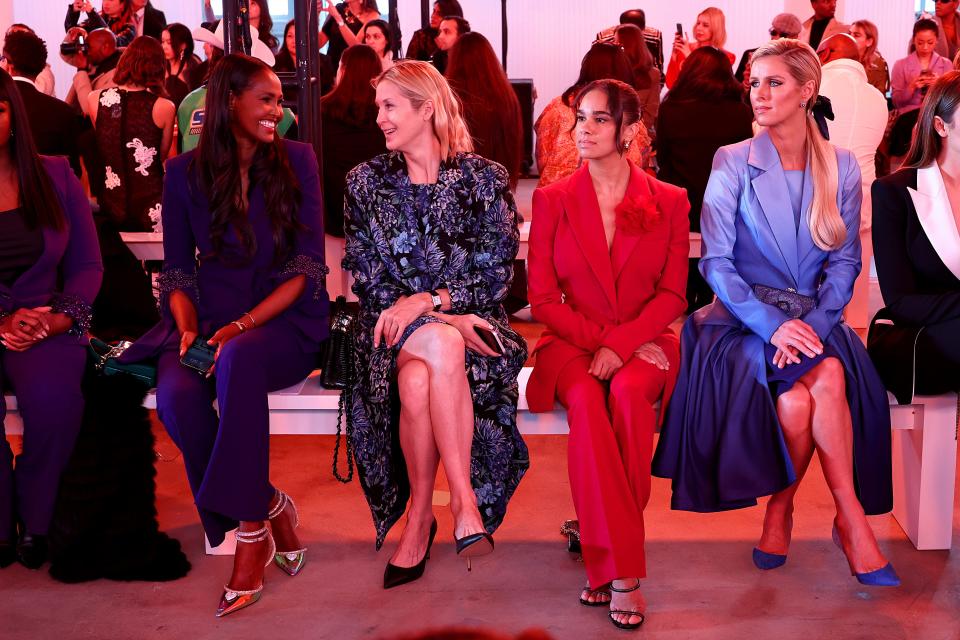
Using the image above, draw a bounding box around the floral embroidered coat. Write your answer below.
[343,152,529,548]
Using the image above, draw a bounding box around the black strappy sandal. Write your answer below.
[608,579,646,631]
[579,582,611,607]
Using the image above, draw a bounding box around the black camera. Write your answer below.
[60,34,88,56]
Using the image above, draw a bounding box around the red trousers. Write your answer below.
[556,355,666,588]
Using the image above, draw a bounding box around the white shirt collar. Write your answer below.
[12,76,37,89]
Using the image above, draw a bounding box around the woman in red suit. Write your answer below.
[527,79,690,631]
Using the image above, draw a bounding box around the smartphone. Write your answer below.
[180,336,217,374]
[676,23,684,37]
[474,325,505,356]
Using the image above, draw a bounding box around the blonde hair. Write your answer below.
[699,7,727,49]
[374,60,473,160]
[751,39,845,251]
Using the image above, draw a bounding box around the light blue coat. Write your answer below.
[697,129,863,343]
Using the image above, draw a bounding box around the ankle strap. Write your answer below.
[267,491,288,520]
[609,578,641,593]
[235,527,269,543]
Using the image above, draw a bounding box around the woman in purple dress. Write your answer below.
[0,68,103,570]
[130,54,328,615]
[653,39,899,586]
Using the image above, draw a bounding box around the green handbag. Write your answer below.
[88,338,158,388]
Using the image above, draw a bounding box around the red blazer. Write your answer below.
[526,162,690,414]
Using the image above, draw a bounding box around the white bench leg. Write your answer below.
[890,394,958,550]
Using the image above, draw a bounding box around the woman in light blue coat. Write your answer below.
[653,39,899,586]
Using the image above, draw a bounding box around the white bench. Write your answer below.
[888,392,958,550]
[5,366,955,551]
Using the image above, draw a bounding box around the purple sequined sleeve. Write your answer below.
[51,293,94,336]
[280,254,329,300]
[156,268,199,312]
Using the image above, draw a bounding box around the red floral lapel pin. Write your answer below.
[615,193,661,235]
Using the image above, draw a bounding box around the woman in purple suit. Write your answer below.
[132,54,328,615]
[0,68,103,570]
[653,40,899,586]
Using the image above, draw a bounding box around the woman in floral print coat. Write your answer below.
[343,61,528,589]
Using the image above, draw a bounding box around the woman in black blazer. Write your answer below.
[871,71,960,403]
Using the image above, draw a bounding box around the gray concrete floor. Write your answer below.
[2,429,959,640]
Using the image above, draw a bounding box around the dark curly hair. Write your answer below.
[114,36,167,96]
[1,29,47,78]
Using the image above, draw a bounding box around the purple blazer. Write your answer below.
[0,155,103,342]
[125,139,329,359]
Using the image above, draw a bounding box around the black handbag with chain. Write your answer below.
[321,296,358,483]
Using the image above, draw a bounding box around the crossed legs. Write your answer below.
[390,323,486,568]
[759,357,889,572]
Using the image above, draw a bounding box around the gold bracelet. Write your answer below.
[232,320,247,333]
[243,312,257,327]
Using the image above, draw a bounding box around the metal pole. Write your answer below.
[501,0,508,72]
[389,0,401,58]
[294,0,323,170]
[221,0,253,56]
[222,0,237,54]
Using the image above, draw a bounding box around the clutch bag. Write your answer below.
[752,284,815,319]
[88,338,158,387]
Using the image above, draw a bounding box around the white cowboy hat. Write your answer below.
[193,21,276,67]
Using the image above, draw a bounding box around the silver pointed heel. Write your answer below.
[268,491,307,577]
[215,527,276,617]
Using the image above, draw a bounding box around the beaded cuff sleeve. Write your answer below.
[280,255,329,300]
[51,293,94,336]
[156,268,199,309]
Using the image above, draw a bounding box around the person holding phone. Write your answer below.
[129,54,328,616]
[665,7,735,88]
[343,61,528,589]
[527,79,689,631]
[892,19,952,112]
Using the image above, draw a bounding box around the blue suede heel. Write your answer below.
[752,547,787,570]
[855,563,901,587]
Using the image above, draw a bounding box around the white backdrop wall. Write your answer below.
[2,1,918,111]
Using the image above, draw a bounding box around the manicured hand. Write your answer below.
[770,319,822,366]
[374,294,430,348]
[588,346,623,380]
[673,34,691,57]
[634,342,669,370]
[206,323,244,377]
[771,345,801,369]
[178,329,198,358]
[434,312,501,357]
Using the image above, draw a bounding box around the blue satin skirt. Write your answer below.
[652,307,893,516]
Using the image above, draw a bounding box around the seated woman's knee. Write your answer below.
[777,384,812,435]
[412,323,466,372]
[809,357,846,398]
[397,360,430,410]
[609,371,655,406]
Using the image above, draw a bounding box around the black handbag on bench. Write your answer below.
[319,296,358,483]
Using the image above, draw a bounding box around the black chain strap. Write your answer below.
[332,386,354,483]
[331,323,356,483]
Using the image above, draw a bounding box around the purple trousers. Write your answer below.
[0,337,87,538]
[155,319,316,547]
